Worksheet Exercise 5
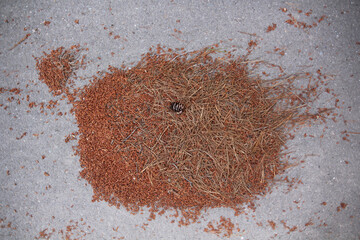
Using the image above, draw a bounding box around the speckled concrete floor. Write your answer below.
[1,1,359,239]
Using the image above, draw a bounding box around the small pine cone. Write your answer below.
[170,102,184,114]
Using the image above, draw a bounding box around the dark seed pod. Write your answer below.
[170,102,184,114]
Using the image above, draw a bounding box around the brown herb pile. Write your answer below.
[35,46,82,96]
[73,45,325,211]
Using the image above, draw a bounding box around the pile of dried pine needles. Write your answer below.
[35,46,82,96]
[74,45,325,210]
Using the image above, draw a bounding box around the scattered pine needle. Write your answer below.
[9,33,31,51]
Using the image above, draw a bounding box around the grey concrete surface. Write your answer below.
[1,0,359,239]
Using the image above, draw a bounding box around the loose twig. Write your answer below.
[9,33,31,51]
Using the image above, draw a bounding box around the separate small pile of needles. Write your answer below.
[73,45,324,210]
[35,46,81,96]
